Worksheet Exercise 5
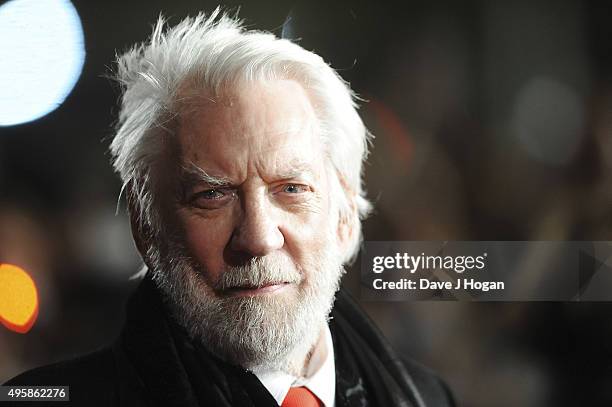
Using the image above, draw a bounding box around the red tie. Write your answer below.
[281,386,323,407]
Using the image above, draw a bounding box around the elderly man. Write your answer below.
[6,10,453,407]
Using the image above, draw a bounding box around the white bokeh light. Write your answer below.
[0,0,85,126]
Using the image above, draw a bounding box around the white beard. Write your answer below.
[149,231,344,374]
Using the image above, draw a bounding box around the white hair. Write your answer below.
[110,8,372,263]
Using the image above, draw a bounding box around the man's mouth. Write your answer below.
[222,281,292,297]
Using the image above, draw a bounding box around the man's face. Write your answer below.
[150,79,345,372]
[175,79,334,291]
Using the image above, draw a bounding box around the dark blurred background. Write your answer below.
[1,0,612,406]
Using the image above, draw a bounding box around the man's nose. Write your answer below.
[229,196,284,257]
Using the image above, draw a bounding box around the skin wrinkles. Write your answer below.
[171,79,337,287]
[179,160,324,213]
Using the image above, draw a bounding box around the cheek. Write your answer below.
[177,212,234,282]
[281,192,337,267]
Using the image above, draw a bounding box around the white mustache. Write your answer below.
[214,256,302,291]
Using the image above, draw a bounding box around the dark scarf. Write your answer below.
[118,275,425,407]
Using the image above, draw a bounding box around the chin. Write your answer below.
[151,237,344,371]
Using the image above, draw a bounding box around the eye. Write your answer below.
[189,188,235,209]
[197,189,225,200]
[282,184,309,194]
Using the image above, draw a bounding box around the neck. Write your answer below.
[253,323,326,377]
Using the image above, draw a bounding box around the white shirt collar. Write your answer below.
[253,325,336,407]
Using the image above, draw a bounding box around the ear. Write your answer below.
[332,171,359,262]
[336,195,357,261]
[126,182,153,268]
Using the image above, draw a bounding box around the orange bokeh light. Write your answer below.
[0,264,39,334]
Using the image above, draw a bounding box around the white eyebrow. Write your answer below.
[180,162,232,187]
[179,160,316,192]
[274,160,317,180]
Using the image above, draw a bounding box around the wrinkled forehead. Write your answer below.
[167,79,326,179]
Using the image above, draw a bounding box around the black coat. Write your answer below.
[3,276,454,407]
